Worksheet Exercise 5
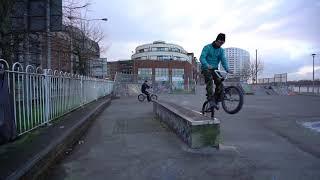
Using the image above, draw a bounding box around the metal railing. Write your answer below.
[113,72,196,96]
[289,85,320,95]
[0,59,114,136]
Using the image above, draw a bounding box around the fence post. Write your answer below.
[187,77,189,91]
[44,70,50,124]
[95,79,98,101]
[80,76,83,106]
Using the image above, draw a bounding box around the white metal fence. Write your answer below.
[289,85,320,95]
[0,59,114,136]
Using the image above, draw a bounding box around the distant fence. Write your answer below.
[257,73,287,85]
[113,73,195,96]
[0,59,114,136]
[289,85,320,95]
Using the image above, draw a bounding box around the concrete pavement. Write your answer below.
[48,90,320,180]
[160,88,320,179]
[48,97,254,180]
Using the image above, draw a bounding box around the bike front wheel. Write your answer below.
[138,94,145,102]
[222,86,244,114]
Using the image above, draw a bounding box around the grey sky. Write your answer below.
[86,0,320,80]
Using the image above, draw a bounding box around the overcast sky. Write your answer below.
[85,0,320,80]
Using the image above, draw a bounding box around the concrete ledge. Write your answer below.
[1,96,112,180]
[153,100,220,149]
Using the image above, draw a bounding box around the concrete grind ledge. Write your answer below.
[153,100,220,149]
[0,96,112,180]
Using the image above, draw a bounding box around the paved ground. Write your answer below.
[48,88,320,180]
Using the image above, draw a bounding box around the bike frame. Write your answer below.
[209,70,228,118]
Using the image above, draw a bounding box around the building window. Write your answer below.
[172,68,184,78]
[157,56,164,60]
[174,56,181,60]
[150,56,157,60]
[157,47,166,51]
[138,68,152,82]
[155,68,169,81]
[172,68,184,90]
[172,48,180,52]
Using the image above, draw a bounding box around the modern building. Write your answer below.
[222,47,250,79]
[107,41,200,90]
[131,41,192,62]
[133,59,193,87]
[107,59,194,83]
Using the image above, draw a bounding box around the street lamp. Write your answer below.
[67,16,108,73]
[67,16,108,22]
[312,53,316,93]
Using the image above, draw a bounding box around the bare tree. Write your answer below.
[250,58,264,84]
[239,61,251,82]
[238,58,264,83]
[63,0,106,75]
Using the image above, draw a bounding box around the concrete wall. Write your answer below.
[153,101,220,148]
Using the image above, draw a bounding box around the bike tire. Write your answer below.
[151,94,158,101]
[138,94,145,102]
[201,100,212,115]
[222,86,244,114]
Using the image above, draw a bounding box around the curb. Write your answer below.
[6,97,112,180]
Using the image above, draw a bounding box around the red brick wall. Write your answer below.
[50,33,72,72]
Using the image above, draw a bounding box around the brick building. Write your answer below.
[133,59,193,85]
[107,59,200,87]
[107,60,134,80]
[108,41,200,89]
[50,32,72,72]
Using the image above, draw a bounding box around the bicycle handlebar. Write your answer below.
[214,70,229,80]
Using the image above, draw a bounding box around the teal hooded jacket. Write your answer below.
[200,43,229,71]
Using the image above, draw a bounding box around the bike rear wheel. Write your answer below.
[222,86,244,114]
[138,94,145,102]
[151,94,158,101]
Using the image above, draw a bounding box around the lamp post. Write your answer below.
[67,16,108,73]
[312,53,316,93]
[67,16,108,22]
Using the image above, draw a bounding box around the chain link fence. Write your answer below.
[113,73,196,96]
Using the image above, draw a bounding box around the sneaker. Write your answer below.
[213,118,220,124]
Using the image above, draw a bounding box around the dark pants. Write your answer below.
[142,90,151,102]
[202,69,223,102]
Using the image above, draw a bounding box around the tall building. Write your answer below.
[223,47,250,78]
[131,41,191,62]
